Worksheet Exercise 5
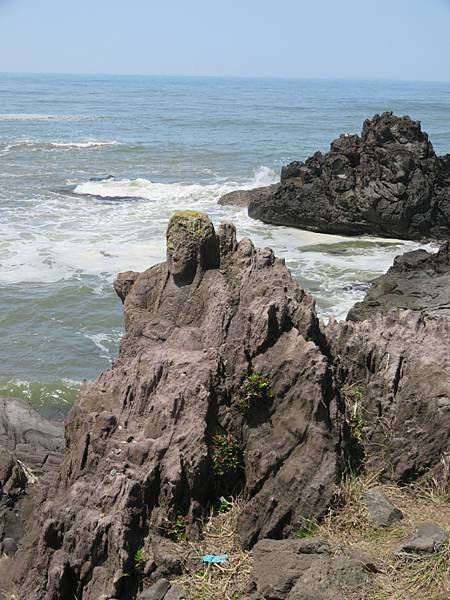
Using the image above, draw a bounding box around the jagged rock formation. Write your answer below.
[241,113,450,240]
[347,241,450,321]
[325,311,450,482]
[16,211,346,600]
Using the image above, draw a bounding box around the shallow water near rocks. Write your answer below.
[0,74,447,418]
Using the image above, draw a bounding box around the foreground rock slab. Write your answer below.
[251,537,374,600]
[16,211,345,600]
[247,112,450,240]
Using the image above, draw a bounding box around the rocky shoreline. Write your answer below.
[1,211,449,600]
[221,112,450,241]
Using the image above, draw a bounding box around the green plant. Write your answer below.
[134,547,146,568]
[211,433,241,477]
[292,517,320,539]
[164,514,188,542]
[216,496,233,514]
[239,373,272,411]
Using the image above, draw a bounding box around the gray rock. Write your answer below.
[363,488,403,527]
[164,585,186,600]
[0,396,63,475]
[1,537,18,556]
[347,242,450,321]
[138,579,171,600]
[218,184,279,208]
[248,113,450,241]
[401,522,449,553]
[251,537,373,600]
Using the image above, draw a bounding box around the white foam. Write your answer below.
[1,140,120,152]
[0,113,102,122]
[50,141,120,149]
[0,166,431,320]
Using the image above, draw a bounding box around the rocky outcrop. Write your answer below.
[250,537,375,600]
[16,211,346,600]
[218,184,279,208]
[325,311,450,482]
[347,241,450,321]
[247,112,450,240]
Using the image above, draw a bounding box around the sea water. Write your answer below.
[1,74,448,418]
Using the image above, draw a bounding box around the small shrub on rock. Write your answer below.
[239,373,272,412]
[211,433,241,477]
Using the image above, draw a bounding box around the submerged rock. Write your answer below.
[347,241,450,321]
[248,113,450,240]
[16,212,345,600]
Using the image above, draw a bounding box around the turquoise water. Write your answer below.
[1,74,448,418]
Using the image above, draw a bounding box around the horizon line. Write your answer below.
[0,70,449,85]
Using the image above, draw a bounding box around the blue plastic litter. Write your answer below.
[202,554,228,564]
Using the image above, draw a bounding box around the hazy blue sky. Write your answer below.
[0,0,450,80]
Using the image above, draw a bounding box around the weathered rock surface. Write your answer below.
[16,211,345,600]
[347,241,450,321]
[325,311,450,481]
[218,184,279,208]
[248,113,450,240]
[0,398,64,598]
[400,522,449,554]
[363,488,403,527]
[0,396,64,476]
[251,537,374,599]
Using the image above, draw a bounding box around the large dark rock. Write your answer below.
[16,211,345,600]
[251,537,374,600]
[248,113,450,240]
[325,310,450,481]
[347,241,450,321]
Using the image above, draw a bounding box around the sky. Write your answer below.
[0,0,450,81]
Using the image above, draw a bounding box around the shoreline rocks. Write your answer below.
[5,211,449,599]
[237,113,450,240]
[347,241,450,321]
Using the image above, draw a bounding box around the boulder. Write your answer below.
[400,522,448,553]
[137,579,170,600]
[251,537,374,600]
[16,212,345,600]
[363,488,403,527]
[347,241,450,321]
[248,113,450,240]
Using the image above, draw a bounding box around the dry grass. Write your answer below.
[173,497,253,600]
[318,466,450,600]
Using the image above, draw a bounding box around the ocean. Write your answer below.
[1,73,449,418]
